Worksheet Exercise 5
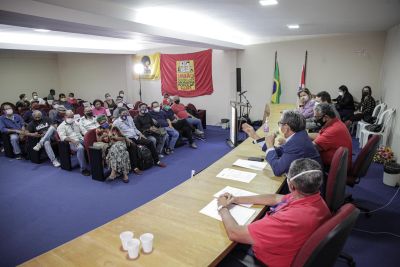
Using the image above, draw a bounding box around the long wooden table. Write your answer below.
[21,104,296,267]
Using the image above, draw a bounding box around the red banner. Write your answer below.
[160,49,213,97]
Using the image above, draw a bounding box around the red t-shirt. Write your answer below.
[314,118,353,170]
[171,103,189,119]
[248,193,331,267]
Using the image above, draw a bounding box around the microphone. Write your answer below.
[238,91,247,96]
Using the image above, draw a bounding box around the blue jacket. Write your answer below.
[0,114,24,133]
[265,130,322,176]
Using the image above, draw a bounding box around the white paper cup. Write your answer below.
[126,238,140,259]
[119,231,134,251]
[140,233,154,253]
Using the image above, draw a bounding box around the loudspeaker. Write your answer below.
[236,68,242,92]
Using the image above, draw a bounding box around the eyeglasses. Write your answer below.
[277,121,286,127]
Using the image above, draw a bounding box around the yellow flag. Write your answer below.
[132,53,160,80]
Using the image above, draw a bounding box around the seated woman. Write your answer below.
[350,86,376,122]
[333,85,355,121]
[297,88,315,119]
[103,93,117,113]
[92,99,108,117]
[95,115,132,183]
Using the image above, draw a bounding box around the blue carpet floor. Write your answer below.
[0,127,399,266]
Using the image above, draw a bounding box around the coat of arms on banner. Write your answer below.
[176,60,195,91]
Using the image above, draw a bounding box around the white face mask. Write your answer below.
[5,108,13,115]
[117,102,123,108]
[33,95,38,100]
[339,92,344,96]
[153,107,160,112]
[66,118,74,124]
[301,96,309,102]
[119,93,124,97]
[47,100,53,105]
[106,96,112,101]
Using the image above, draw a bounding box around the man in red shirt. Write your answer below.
[311,103,353,171]
[217,158,331,267]
[171,96,204,137]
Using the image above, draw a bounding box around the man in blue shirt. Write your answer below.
[242,111,322,176]
[0,103,25,159]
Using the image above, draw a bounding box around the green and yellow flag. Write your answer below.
[271,52,281,104]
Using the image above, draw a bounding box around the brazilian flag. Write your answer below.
[271,60,281,104]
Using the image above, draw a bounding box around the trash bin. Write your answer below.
[383,162,400,187]
[221,119,229,129]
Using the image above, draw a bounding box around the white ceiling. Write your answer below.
[0,0,399,53]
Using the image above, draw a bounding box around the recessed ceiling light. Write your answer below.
[33,29,51,33]
[259,0,278,6]
[287,24,300,29]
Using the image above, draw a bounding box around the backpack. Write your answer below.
[137,145,154,170]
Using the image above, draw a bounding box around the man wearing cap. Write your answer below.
[57,110,91,176]
[217,158,331,267]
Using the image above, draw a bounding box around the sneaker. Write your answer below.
[81,169,91,176]
[133,168,143,175]
[190,142,198,149]
[194,129,204,136]
[164,148,171,155]
[156,161,167,168]
[52,159,61,167]
[15,154,23,160]
[33,143,42,151]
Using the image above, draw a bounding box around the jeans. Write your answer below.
[38,126,57,162]
[172,119,194,144]
[9,134,21,155]
[69,142,87,171]
[164,127,179,150]
[186,117,203,132]
[147,134,167,154]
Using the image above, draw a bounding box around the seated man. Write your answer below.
[307,91,340,132]
[149,101,180,154]
[79,107,98,135]
[30,91,46,105]
[310,103,353,171]
[171,96,204,137]
[162,100,197,149]
[113,108,166,168]
[26,110,61,167]
[242,110,321,176]
[23,101,42,124]
[135,103,167,157]
[57,110,91,176]
[16,93,30,111]
[112,96,128,118]
[50,105,67,125]
[217,158,331,267]
[57,93,73,111]
[0,103,25,159]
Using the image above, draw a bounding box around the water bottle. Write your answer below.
[263,118,269,134]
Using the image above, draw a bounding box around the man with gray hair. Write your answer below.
[26,110,60,167]
[243,110,321,176]
[217,158,331,267]
[310,103,352,171]
[57,110,91,176]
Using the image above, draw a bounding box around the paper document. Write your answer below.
[213,186,257,208]
[216,168,257,183]
[233,159,270,171]
[199,199,256,225]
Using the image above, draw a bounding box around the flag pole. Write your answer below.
[304,50,308,87]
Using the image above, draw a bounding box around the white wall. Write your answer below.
[129,46,238,125]
[0,50,60,104]
[381,24,400,157]
[238,32,386,120]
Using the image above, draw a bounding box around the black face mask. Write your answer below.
[314,117,326,127]
[174,100,180,104]
[85,112,93,117]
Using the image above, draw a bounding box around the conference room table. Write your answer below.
[21,104,296,267]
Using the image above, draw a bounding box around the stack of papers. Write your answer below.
[233,159,270,171]
[216,168,257,183]
[199,198,256,225]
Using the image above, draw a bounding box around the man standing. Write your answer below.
[57,110,91,176]
[217,158,331,267]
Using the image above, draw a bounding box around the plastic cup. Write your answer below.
[126,238,140,259]
[119,231,134,251]
[140,233,154,253]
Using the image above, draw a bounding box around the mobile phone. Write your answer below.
[248,157,264,162]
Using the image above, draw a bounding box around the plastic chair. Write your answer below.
[359,108,395,148]
[356,103,386,140]
[291,204,360,267]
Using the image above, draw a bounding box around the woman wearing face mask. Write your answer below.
[350,86,376,123]
[95,115,132,183]
[297,88,315,119]
[333,85,355,121]
[92,99,108,117]
[103,93,117,112]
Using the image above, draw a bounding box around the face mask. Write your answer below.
[314,116,326,127]
[338,92,344,96]
[153,107,160,112]
[121,115,128,121]
[140,108,147,114]
[117,102,123,108]
[163,105,171,111]
[301,96,309,102]
[119,93,124,97]
[314,102,320,107]
[60,98,66,102]
[69,97,74,100]
[66,118,74,124]
[34,117,42,122]
[24,98,28,101]
[101,122,110,129]
[85,112,93,117]
[106,96,112,101]
[5,109,13,115]
[33,95,38,100]
[174,100,180,104]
